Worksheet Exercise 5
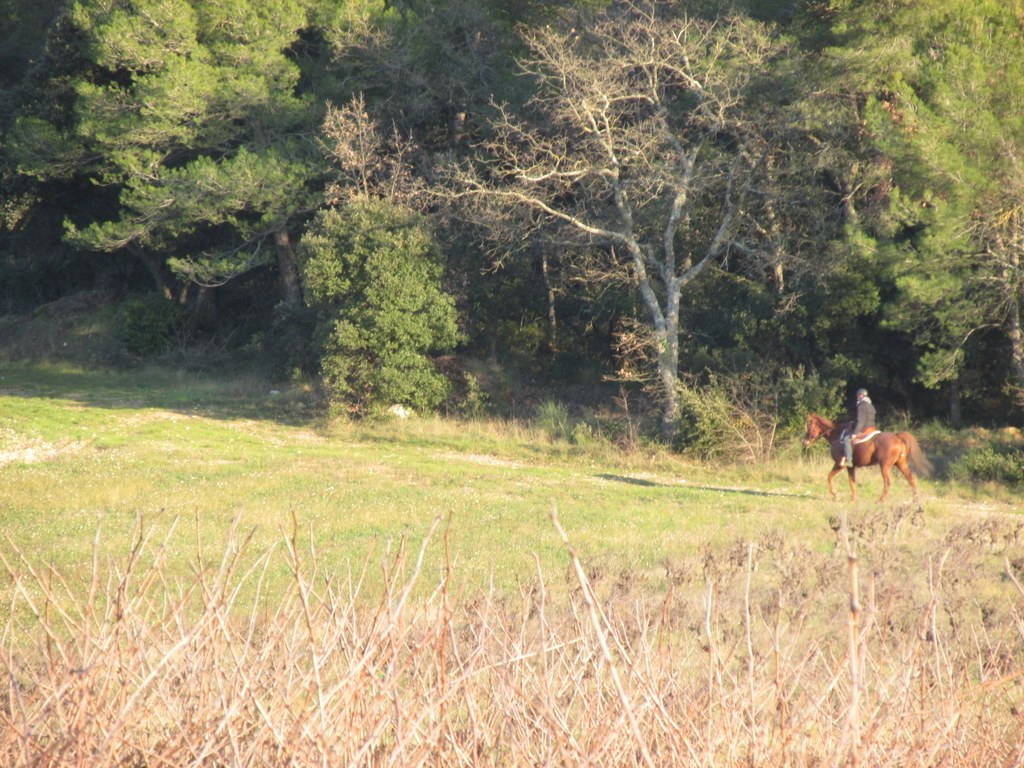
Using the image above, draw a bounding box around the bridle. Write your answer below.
[802,417,828,448]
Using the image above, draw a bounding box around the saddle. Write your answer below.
[840,427,880,445]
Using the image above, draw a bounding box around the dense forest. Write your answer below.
[2,0,1023,444]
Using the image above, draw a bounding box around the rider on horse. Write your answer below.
[841,387,876,468]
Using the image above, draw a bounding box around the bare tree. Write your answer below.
[319,94,422,206]
[971,154,1024,404]
[445,1,788,438]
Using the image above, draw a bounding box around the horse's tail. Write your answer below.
[899,432,933,477]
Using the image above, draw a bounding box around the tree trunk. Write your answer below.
[1009,304,1024,388]
[658,291,682,442]
[182,285,211,337]
[540,251,558,351]
[658,359,681,441]
[273,229,303,309]
[1007,246,1024,393]
[948,379,962,429]
[132,246,173,300]
[631,246,684,442]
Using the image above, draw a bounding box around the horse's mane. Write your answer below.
[808,413,838,428]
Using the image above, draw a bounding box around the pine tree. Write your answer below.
[839,0,1024,415]
[11,0,327,309]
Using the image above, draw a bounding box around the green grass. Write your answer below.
[4,362,1024,767]
[1,362,1018,601]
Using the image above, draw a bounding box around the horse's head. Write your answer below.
[802,414,826,448]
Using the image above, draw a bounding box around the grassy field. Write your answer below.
[2,362,1024,766]
[0,363,815,591]
[2,362,1014,591]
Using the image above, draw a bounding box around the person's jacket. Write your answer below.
[852,396,876,434]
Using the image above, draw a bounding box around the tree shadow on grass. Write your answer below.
[596,474,661,487]
[597,473,811,499]
[0,363,321,426]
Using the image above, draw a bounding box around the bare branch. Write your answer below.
[436,1,788,436]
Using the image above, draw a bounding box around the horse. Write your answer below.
[802,413,932,502]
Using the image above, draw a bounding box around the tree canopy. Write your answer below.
[832,0,1024,421]
[2,0,1022,430]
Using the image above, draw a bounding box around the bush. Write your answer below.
[673,385,725,458]
[4,517,1024,766]
[672,366,845,462]
[953,444,1024,486]
[299,198,462,415]
[570,420,595,447]
[435,356,489,417]
[536,400,571,442]
[254,300,318,379]
[116,294,183,357]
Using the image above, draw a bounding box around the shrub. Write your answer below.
[116,294,183,357]
[570,420,595,447]
[953,444,1024,486]
[435,356,489,417]
[253,300,318,379]
[673,384,724,458]
[672,366,845,462]
[536,400,571,442]
[299,198,462,415]
[3,516,1024,766]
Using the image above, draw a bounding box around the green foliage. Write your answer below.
[849,0,1024,399]
[952,445,1024,487]
[4,0,1024,429]
[672,386,722,459]
[534,402,602,447]
[447,368,489,417]
[535,400,571,442]
[13,0,325,295]
[116,293,183,357]
[673,366,845,461]
[299,197,461,414]
[0,0,65,85]
[250,300,318,379]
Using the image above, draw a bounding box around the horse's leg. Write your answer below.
[877,461,893,502]
[846,467,857,502]
[896,456,919,500]
[827,467,843,500]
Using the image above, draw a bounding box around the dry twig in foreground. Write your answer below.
[2,511,1023,766]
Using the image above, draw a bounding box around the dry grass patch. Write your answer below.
[3,508,1023,767]
[0,435,88,468]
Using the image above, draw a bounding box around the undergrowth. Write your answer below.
[3,508,1023,767]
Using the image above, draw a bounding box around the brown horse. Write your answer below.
[802,413,932,502]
